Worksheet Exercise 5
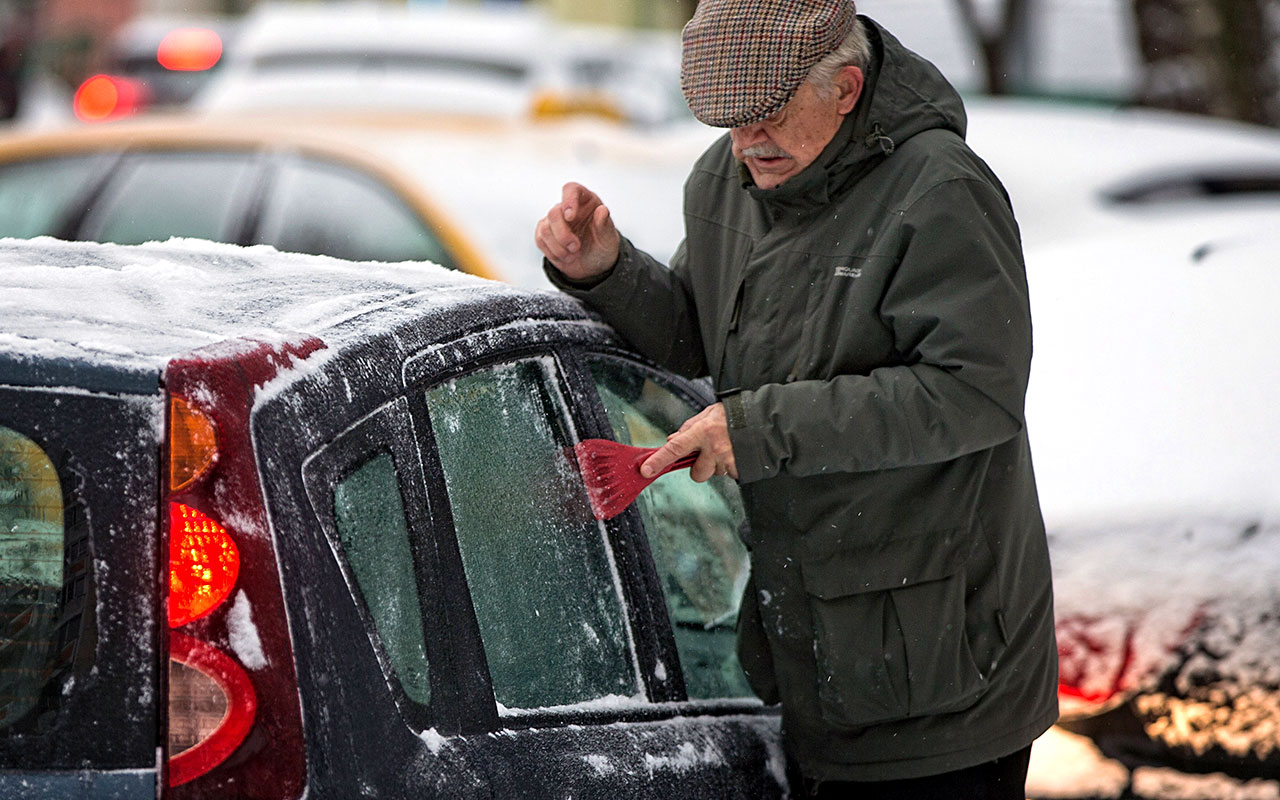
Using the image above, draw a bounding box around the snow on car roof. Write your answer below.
[0,236,514,377]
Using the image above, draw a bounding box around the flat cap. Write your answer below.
[681,0,858,128]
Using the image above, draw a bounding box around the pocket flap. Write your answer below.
[800,528,969,599]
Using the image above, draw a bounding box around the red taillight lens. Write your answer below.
[169,503,240,628]
[168,632,258,787]
[157,27,223,72]
[72,74,147,122]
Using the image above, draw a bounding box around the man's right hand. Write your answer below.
[535,182,621,282]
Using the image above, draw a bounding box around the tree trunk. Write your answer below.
[952,0,1032,94]
[1130,0,1279,126]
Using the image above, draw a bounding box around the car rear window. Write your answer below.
[0,426,66,732]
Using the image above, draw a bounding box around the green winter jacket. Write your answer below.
[549,18,1058,782]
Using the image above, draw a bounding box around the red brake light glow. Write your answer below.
[169,503,240,628]
[168,632,258,787]
[157,27,223,72]
[73,74,147,122]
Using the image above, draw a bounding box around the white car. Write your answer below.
[193,1,690,126]
[967,98,1280,250]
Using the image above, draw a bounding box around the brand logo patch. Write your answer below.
[834,265,863,279]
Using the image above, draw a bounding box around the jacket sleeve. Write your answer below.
[544,236,710,378]
[727,177,1033,483]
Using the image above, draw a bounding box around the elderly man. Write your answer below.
[535,0,1057,796]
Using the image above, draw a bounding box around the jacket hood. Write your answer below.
[747,16,967,209]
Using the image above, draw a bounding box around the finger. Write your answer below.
[591,203,614,238]
[544,205,583,255]
[534,216,574,263]
[561,182,596,224]
[688,450,719,483]
[640,437,694,479]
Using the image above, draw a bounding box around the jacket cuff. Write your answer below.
[542,238,637,297]
[724,389,775,484]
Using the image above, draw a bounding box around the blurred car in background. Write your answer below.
[0,111,714,287]
[972,102,1280,798]
[73,15,240,122]
[192,1,689,127]
[966,98,1280,250]
[0,235,780,797]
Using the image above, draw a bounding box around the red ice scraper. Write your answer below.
[574,439,699,520]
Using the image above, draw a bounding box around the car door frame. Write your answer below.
[403,318,783,795]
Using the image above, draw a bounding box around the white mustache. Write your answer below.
[740,144,791,159]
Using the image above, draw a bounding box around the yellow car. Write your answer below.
[0,112,714,287]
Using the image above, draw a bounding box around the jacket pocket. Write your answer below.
[801,529,990,729]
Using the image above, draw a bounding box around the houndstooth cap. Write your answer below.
[681,0,858,128]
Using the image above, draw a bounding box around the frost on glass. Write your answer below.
[333,453,431,704]
[425,360,633,710]
[0,426,65,731]
[588,360,753,700]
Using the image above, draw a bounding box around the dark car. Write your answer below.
[0,237,782,797]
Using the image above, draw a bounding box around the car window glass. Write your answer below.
[332,452,431,705]
[0,426,66,732]
[587,359,754,700]
[424,358,636,711]
[0,156,104,238]
[255,156,456,268]
[80,151,255,246]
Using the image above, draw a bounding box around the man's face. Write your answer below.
[729,69,861,190]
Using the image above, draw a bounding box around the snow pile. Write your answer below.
[226,590,268,671]
[1131,767,1280,800]
[1026,726,1128,799]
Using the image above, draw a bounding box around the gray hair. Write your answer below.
[806,18,871,97]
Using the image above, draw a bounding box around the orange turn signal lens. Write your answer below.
[169,503,240,628]
[169,397,217,492]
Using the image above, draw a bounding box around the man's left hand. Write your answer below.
[642,402,738,482]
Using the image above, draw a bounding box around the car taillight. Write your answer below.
[166,395,254,788]
[164,342,319,797]
[168,633,258,788]
[170,397,217,492]
[169,503,240,628]
[72,74,148,122]
[157,27,223,72]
